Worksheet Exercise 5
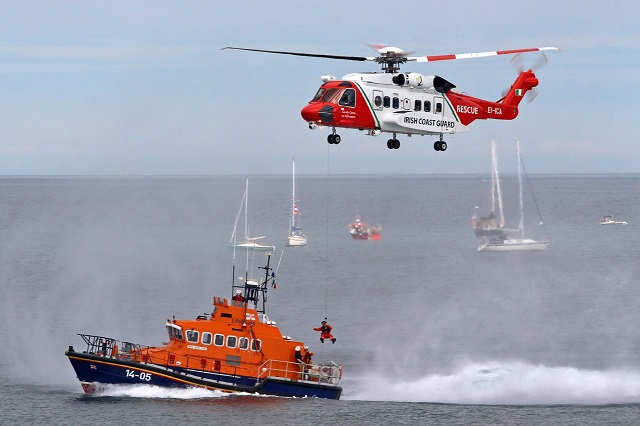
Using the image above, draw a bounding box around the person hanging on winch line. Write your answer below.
[314,318,336,344]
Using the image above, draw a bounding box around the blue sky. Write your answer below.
[0,1,638,175]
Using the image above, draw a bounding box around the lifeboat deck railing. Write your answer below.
[75,334,148,358]
[257,359,341,386]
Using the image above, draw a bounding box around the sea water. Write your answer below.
[1,175,640,425]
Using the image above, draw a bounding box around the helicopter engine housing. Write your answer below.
[391,73,456,93]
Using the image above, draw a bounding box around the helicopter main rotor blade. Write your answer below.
[222,47,372,62]
[412,47,559,63]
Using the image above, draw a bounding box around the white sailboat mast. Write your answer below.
[517,139,524,239]
[290,158,296,232]
[244,178,249,240]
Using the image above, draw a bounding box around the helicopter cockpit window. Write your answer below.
[323,88,342,104]
[338,89,356,107]
[311,88,326,102]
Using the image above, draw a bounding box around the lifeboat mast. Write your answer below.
[232,253,275,315]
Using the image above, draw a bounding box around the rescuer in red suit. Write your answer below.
[314,320,336,344]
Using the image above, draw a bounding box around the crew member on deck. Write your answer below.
[302,345,314,379]
[294,346,304,379]
[232,289,245,302]
[314,319,336,344]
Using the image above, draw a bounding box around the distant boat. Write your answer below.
[348,214,381,240]
[286,158,307,247]
[478,139,549,252]
[600,215,627,225]
[229,179,275,252]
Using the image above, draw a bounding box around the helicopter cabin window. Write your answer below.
[227,335,237,348]
[311,88,326,102]
[435,102,443,113]
[251,339,262,351]
[374,95,382,107]
[414,100,421,111]
[202,332,212,345]
[424,100,431,112]
[186,330,199,343]
[238,337,249,350]
[392,96,399,109]
[214,333,224,347]
[383,96,390,108]
[338,89,356,107]
[403,98,410,110]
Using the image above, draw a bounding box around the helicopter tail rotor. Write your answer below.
[504,52,550,103]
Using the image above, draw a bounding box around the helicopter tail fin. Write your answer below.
[501,70,539,107]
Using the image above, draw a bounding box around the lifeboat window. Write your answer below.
[392,97,399,109]
[383,96,390,108]
[174,328,183,341]
[311,88,326,102]
[338,88,356,107]
[251,339,262,351]
[435,102,442,113]
[374,95,382,108]
[214,333,224,347]
[238,337,249,350]
[424,100,431,112]
[226,335,237,348]
[186,329,199,343]
[202,332,212,345]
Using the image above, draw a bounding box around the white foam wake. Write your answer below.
[347,361,640,405]
[93,384,230,399]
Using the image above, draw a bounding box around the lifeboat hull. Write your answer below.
[66,351,342,399]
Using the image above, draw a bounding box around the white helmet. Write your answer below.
[295,346,301,351]
[304,346,309,349]
[236,290,242,294]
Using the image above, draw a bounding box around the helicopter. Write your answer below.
[223,45,558,151]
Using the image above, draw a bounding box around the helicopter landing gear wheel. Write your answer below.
[434,141,447,151]
[328,134,341,144]
[387,138,400,149]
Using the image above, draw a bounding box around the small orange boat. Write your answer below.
[65,255,342,399]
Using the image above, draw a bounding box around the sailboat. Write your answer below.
[286,158,307,247]
[477,139,549,252]
[229,179,275,252]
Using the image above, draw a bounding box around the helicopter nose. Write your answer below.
[301,103,334,124]
[301,104,317,122]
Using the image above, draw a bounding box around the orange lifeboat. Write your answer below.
[65,255,342,399]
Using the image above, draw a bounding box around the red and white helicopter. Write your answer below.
[223,45,558,151]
